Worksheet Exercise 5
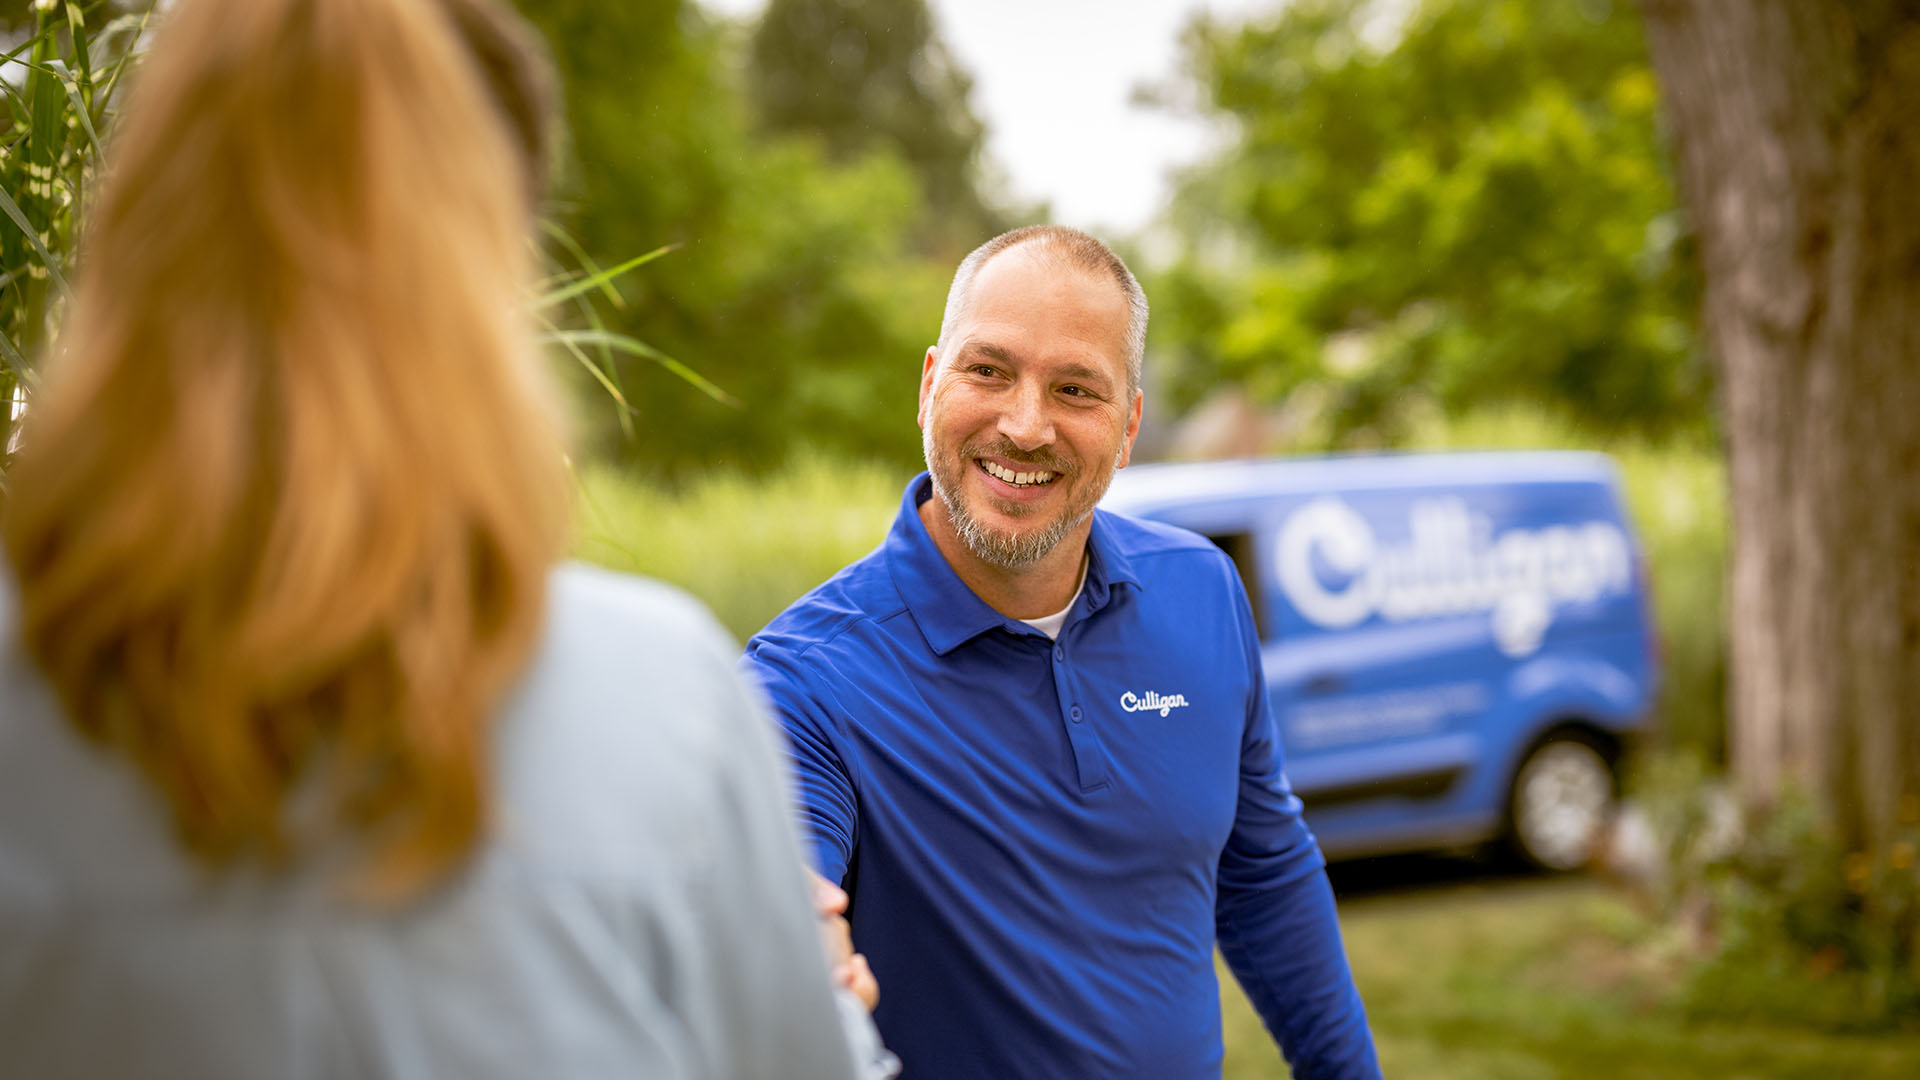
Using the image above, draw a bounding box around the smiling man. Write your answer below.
[744,226,1380,1079]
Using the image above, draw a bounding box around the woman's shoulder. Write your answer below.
[524,563,746,716]
[485,564,772,871]
[545,562,735,653]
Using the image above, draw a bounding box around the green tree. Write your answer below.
[8,1,964,478]
[516,0,951,474]
[749,0,1003,256]
[1154,0,1706,447]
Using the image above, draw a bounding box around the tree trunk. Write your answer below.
[1639,0,1920,851]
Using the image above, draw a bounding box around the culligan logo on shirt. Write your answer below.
[1273,496,1632,658]
[1120,689,1190,716]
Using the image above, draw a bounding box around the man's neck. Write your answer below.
[918,496,1092,620]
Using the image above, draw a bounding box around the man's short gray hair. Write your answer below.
[934,225,1148,396]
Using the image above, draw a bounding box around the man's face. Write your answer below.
[918,248,1142,570]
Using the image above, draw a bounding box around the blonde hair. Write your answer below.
[2,0,568,896]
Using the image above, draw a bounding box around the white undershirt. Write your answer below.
[1017,554,1090,640]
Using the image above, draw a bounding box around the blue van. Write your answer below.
[1100,451,1658,870]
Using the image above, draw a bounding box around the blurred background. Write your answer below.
[3,0,1915,1075]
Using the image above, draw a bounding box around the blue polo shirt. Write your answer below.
[744,474,1379,1080]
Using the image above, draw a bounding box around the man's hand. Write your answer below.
[809,869,880,1011]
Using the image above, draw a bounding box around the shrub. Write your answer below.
[1630,752,1920,1033]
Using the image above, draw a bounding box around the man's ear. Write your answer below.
[917,346,939,429]
[1118,390,1144,468]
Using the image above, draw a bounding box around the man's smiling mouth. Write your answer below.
[978,459,1058,488]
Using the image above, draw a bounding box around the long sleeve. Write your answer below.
[1213,578,1382,1080]
[736,641,899,1079]
[738,643,861,886]
[671,619,864,1080]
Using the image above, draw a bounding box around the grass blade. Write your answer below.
[1,18,59,66]
[545,329,740,408]
[0,180,72,297]
[64,2,93,94]
[532,244,675,311]
[57,73,105,164]
[536,316,638,440]
[1,77,29,123]
[567,279,630,416]
[0,327,29,374]
[92,8,151,107]
[88,11,149,70]
[539,220,627,308]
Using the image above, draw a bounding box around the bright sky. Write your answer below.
[699,0,1282,235]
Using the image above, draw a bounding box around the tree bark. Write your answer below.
[1640,0,1920,851]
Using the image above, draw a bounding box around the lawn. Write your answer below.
[1222,863,1920,1079]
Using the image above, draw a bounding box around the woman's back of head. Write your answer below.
[2,0,568,898]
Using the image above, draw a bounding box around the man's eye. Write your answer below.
[1060,385,1089,398]
[969,364,1001,378]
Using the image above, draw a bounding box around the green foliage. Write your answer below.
[1,0,148,461]
[1633,758,1920,1033]
[749,0,1002,253]
[1154,0,1707,446]
[515,0,981,476]
[571,452,905,641]
[0,2,685,472]
[8,0,986,479]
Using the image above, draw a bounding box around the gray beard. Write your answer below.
[923,427,1117,571]
[939,481,1086,570]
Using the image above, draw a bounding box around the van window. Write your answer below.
[1205,532,1268,640]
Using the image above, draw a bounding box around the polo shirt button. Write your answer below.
[1069,705,1082,723]
[1053,646,1065,662]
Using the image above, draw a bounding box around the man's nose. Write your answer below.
[997,382,1055,451]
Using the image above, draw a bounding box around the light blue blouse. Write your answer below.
[0,563,861,1080]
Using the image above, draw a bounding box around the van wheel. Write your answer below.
[1506,735,1615,871]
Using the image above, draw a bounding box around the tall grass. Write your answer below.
[2,3,152,461]
[571,453,906,642]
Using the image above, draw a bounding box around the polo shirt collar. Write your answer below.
[887,473,1142,656]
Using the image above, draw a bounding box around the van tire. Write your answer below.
[1505,732,1615,872]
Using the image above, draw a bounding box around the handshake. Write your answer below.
[810,870,879,1011]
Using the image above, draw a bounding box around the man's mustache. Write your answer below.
[961,438,1078,478]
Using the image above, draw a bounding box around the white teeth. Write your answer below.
[980,460,1056,487]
